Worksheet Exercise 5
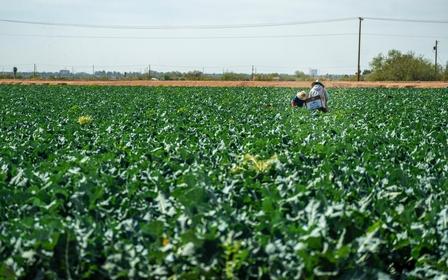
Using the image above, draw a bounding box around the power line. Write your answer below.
[364,17,448,24]
[1,17,448,31]
[0,32,357,40]
[364,33,448,39]
[0,17,357,30]
[1,32,446,40]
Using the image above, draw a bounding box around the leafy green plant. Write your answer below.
[0,85,447,279]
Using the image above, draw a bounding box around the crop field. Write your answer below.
[0,85,447,279]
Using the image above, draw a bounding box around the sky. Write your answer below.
[0,0,447,75]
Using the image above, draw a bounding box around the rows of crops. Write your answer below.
[0,85,447,279]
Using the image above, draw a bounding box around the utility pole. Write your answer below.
[92,65,95,77]
[148,64,151,80]
[251,65,255,81]
[434,40,439,76]
[357,17,363,82]
[33,64,36,78]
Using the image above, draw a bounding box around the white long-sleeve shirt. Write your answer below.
[308,84,329,109]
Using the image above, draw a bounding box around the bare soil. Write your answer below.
[1,79,447,88]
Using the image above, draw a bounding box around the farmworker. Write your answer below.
[290,91,308,107]
[305,80,329,112]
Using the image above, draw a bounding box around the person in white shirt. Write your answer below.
[306,80,329,112]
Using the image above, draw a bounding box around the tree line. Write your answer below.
[1,50,447,81]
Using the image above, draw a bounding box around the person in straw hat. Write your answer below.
[290,90,309,108]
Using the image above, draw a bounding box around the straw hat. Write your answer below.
[311,79,325,88]
[297,91,308,101]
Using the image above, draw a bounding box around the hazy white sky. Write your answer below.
[0,0,447,74]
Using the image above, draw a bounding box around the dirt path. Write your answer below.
[1,79,447,88]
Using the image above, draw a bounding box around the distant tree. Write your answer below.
[339,74,358,81]
[185,71,203,80]
[278,73,296,81]
[444,62,448,81]
[163,71,183,81]
[294,70,309,81]
[367,50,439,81]
[362,69,372,76]
[221,72,250,81]
[254,73,278,81]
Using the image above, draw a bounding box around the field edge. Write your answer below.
[1,79,448,88]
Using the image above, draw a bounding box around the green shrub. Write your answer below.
[367,49,439,81]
